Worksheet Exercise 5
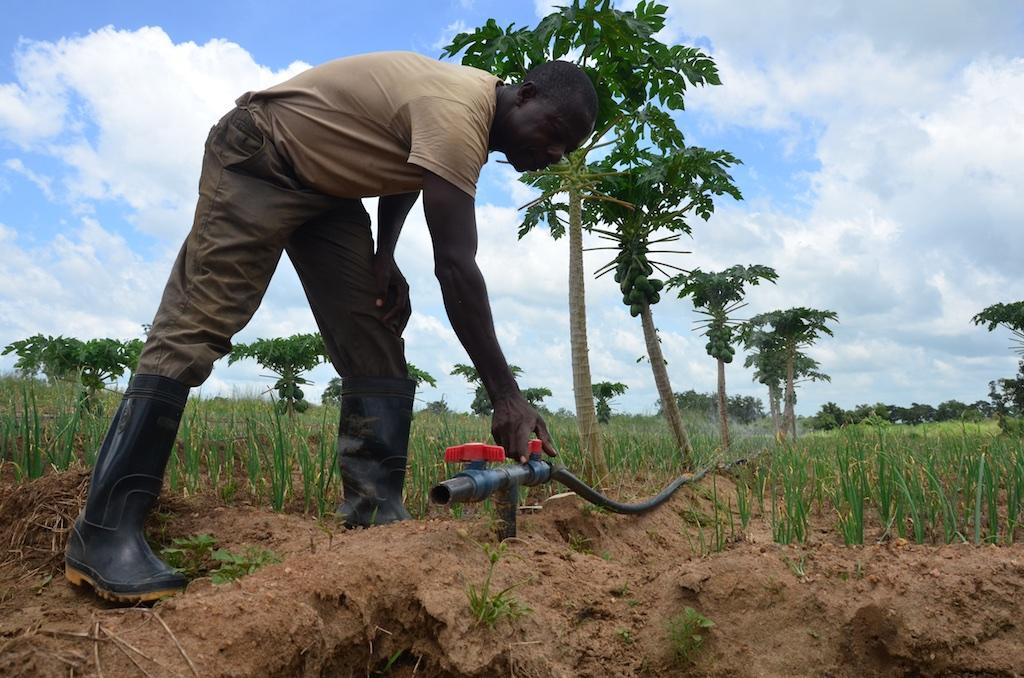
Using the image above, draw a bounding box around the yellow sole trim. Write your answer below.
[65,565,183,604]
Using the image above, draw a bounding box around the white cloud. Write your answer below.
[3,158,54,200]
[533,0,562,18]
[0,219,164,343]
[657,0,1022,64]
[0,26,309,239]
[433,20,469,51]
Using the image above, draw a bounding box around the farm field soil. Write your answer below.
[2,468,1023,677]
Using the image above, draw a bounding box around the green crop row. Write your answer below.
[1,377,1021,547]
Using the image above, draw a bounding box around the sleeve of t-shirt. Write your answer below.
[406,96,489,198]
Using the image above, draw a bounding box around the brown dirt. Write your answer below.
[1,468,1023,677]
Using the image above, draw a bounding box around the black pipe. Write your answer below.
[431,447,769,523]
[429,476,474,505]
[548,464,710,514]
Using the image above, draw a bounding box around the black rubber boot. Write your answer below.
[337,376,416,527]
[65,374,189,603]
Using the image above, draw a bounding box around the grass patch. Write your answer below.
[465,541,531,628]
[666,607,715,666]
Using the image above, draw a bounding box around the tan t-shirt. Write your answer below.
[237,51,500,198]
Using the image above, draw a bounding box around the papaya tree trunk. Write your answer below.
[768,383,782,439]
[567,186,608,485]
[717,358,730,451]
[790,392,799,440]
[639,302,693,462]
[782,349,796,441]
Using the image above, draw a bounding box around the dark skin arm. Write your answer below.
[420,170,556,462]
[373,191,420,325]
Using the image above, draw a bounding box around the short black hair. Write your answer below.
[523,61,598,128]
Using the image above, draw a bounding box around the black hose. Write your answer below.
[546,446,771,515]
[548,464,711,515]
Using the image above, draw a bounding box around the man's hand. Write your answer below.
[371,253,411,330]
[491,395,558,463]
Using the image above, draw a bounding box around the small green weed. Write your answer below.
[567,532,593,554]
[616,628,635,644]
[33,573,53,594]
[151,510,176,541]
[160,534,279,584]
[783,553,808,580]
[160,534,217,578]
[666,607,714,666]
[465,541,531,628]
[210,546,281,584]
[678,508,713,526]
[372,649,405,676]
[219,480,239,503]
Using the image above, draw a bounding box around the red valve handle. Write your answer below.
[443,439,543,463]
[444,442,506,463]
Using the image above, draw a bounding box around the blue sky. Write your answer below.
[1,1,1022,416]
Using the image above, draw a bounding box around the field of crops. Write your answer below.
[2,376,1021,548]
[3,375,1024,676]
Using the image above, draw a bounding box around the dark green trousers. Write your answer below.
[137,106,409,386]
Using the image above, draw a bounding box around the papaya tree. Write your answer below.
[989,363,1024,422]
[587,149,742,458]
[669,265,777,450]
[407,363,438,389]
[742,328,786,436]
[228,333,328,415]
[76,338,145,405]
[451,363,523,417]
[973,302,1024,432]
[745,338,829,439]
[443,0,723,481]
[523,387,554,410]
[3,334,144,409]
[744,309,837,440]
[785,354,831,437]
[972,301,1024,356]
[3,334,78,381]
[592,381,628,423]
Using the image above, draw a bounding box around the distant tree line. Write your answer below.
[657,390,766,425]
[806,389,1020,431]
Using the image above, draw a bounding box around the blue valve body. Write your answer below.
[431,455,551,505]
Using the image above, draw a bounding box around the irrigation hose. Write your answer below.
[548,465,709,514]
[545,445,771,515]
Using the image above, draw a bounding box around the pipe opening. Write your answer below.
[429,485,452,505]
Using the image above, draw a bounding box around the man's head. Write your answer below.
[491,61,598,172]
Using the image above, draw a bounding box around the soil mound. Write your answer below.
[2,469,1023,677]
[0,468,88,573]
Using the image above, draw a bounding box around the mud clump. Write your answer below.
[2,469,1024,677]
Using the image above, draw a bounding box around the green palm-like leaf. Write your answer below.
[972,301,1024,355]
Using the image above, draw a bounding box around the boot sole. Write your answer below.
[65,565,184,603]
